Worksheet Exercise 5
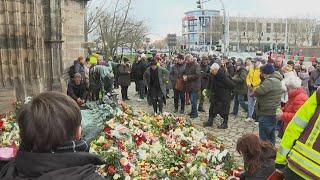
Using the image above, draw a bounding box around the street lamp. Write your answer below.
[196,0,228,55]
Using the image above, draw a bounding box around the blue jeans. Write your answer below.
[174,89,185,110]
[233,94,248,116]
[190,91,198,115]
[247,91,256,119]
[259,116,277,145]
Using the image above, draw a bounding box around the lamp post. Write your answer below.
[196,0,227,55]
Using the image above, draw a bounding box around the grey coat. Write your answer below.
[144,66,169,97]
[184,62,201,92]
[255,71,283,116]
[169,63,186,90]
[118,64,131,86]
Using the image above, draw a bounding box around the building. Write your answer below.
[182,9,220,51]
[182,9,317,53]
[226,17,316,52]
[0,0,89,113]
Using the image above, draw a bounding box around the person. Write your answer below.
[236,134,276,180]
[74,56,85,80]
[274,56,284,72]
[275,87,320,179]
[309,61,320,95]
[276,76,308,133]
[89,63,102,101]
[84,57,91,90]
[281,65,297,106]
[254,64,282,145]
[67,73,87,106]
[183,54,201,118]
[204,63,235,129]
[246,59,261,122]
[0,92,105,180]
[231,59,248,117]
[144,60,169,114]
[298,65,310,95]
[132,54,147,101]
[169,54,186,114]
[198,55,210,112]
[118,58,131,101]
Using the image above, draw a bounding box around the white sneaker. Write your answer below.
[245,118,252,122]
[137,98,143,102]
[255,122,259,125]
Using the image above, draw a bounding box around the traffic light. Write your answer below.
[196,0,202,9]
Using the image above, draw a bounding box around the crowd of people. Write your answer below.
[0,49,318,179]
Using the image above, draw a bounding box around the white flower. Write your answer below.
[113,174,121,179]
[138,149,147,160]
[189,165,198,175]
[217,150,228,162]
[125,176,131,180]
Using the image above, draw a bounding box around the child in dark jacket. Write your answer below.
[237,134,276,180]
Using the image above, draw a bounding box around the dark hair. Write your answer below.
[236,134,276,175]
[18,91,81,153]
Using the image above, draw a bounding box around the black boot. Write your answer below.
[198,106,205,112]
[218,116,228,129]
[203,118,213,127]
[180,109,185,114]
[174,107,178,113]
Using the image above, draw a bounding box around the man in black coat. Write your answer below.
[67,73,87,106]
[132,54,148,101]
[204,63,236,129]
[198,55,210,112]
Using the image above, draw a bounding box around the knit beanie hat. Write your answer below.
[261,64,275,75]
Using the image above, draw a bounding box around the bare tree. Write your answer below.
[85,0,108,41]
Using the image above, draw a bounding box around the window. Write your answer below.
[229,22,237,31]
[266,23,272,33]
[267,37,270,41]
[247,22,255,32]
[257,22,263,32]
[274,23,281,33]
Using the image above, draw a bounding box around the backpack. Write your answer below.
[68,65,75,79]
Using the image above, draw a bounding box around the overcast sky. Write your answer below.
[90,0,320,41]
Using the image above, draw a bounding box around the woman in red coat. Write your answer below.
[276,76,308,131]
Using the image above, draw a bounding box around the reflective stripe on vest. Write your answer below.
[306,117,320,147]
[287,88,320,179]
[292,116,309,129]
[293,141,320,163]
[288,149,320,179]
[278,146,290,157]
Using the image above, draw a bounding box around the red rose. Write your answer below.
[102,143,109,150]
[0,119,4,129]
[104,127,112,134]
[107,165,116,174]
[177,149,183,156]
[123,164,131,173]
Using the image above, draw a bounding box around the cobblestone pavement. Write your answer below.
[115,85,260,165]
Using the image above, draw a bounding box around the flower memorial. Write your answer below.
[0,98,238,179]
[90,102,236,179]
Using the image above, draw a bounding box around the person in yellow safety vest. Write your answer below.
[275,87,320,179]
[89,53,100,65]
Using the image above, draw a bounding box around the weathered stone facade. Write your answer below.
[0,0,88,113]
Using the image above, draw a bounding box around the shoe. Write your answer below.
[125,98,130,100]
[190,114,198,119]
[255,122,259,125]
[245,118,252,122]
[166,95,170,98]
[174,108,178,113]
[203,121,213,127]
[180,109,185,114]
[218,124,228,129]
[188,112,192,116]
[198,107,205,112]
[137,98,143,102]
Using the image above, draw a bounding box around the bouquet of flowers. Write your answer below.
[90,102,236,179]
[0,112,19,160]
